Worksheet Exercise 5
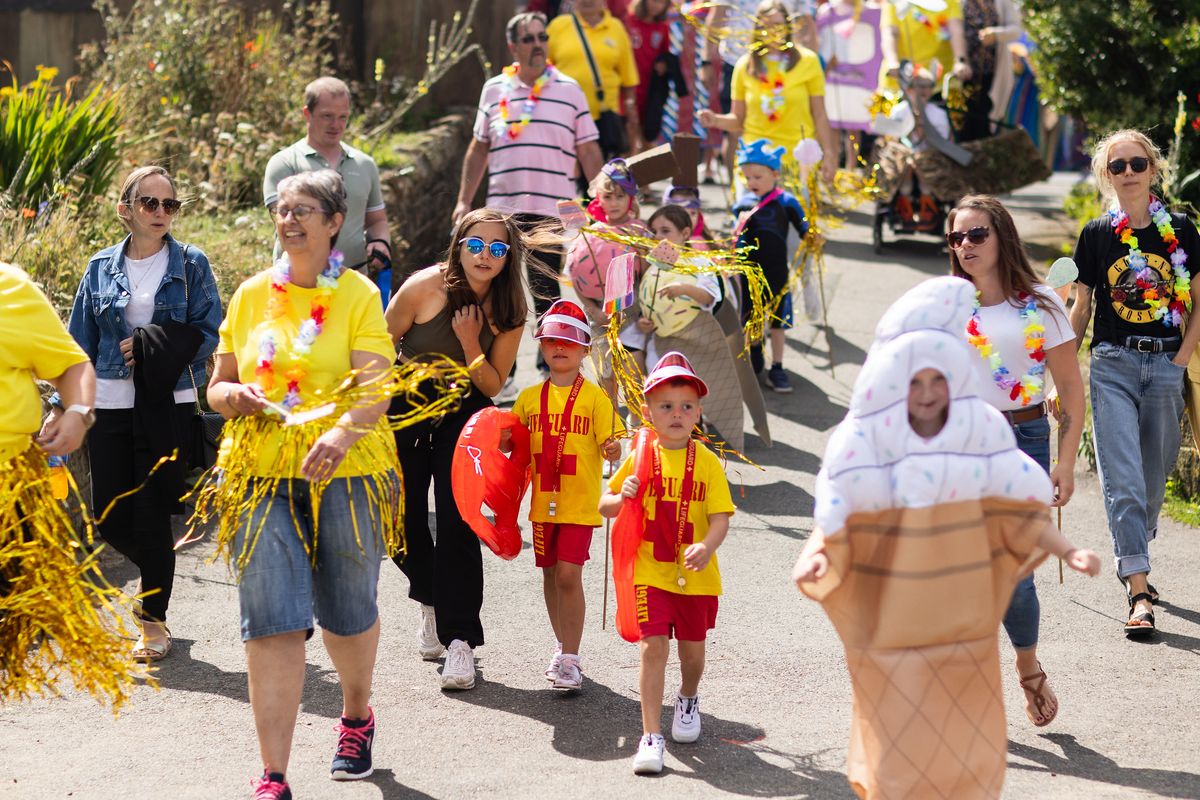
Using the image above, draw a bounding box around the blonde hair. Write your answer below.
[116,165,177,231]
[1090,129,1169,203]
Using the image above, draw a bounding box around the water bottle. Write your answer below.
[48,454,69,500]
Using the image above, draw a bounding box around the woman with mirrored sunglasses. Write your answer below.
[948,194,1083,727]
[384,208,560,690]
[64,165,222,662]
[1069,129,1200,638]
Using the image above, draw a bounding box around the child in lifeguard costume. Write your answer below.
[792,277,1100,800]
[600,352,735,776]
[512,300,623,692]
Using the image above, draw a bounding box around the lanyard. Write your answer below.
[733,187,783,238]
[651,439,697,585]
[540,374,584,511]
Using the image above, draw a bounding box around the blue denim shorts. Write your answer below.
[234,476,391,641]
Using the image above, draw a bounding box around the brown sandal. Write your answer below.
[132,622,172,663]
[1018,663,1058,728]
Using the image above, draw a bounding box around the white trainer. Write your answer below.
[417,604,444,660]
[552,655,582,691]
[632,733,665,774]
[671,692,701,743]
[440,639,476,690]
[544,644,563,683]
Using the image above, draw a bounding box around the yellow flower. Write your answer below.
[374,58,385,83]
[35,65,59,83]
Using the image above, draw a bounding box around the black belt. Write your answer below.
[1119,336,1181,353]
[1002,401,1047,425]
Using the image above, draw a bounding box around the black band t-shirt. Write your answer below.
[1073,211,1200,348]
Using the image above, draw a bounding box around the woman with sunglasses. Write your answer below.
[65,165,222,663]
[385,208,555,691]
[1069,130,1200,638]
[949,194,1083,727]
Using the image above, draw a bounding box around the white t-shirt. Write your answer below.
[968,285,1073,412]
[95,245,197,409]
[717,0,818,66]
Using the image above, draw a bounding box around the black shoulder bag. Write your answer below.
[571,12,628,158]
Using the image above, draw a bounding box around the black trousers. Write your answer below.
[87,403,193,622]
[959,72,995,143]
[391,390,492,648]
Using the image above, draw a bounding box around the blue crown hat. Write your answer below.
[736,138,787,171]
[601,158,639,197]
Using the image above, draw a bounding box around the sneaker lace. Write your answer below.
[447,643,472,673]
[334,722,372,759]
[679,695,698,719]
[253,775,288,799]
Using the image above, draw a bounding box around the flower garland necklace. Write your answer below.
[256,250,345,411]
[1110,196,1192,328]
[757,57,787,123]
[495,63,554,140]
[966,291,1046,406]
[908,9,950,41]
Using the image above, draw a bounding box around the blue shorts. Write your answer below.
[234,475,393,641]
[772,292,794,331]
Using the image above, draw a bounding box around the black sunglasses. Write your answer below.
[947,226,991,248]
[519,32,550,44]
[134,196,182,215]
[1107,157,1150,175]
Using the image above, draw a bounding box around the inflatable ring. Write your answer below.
[612,426,659,642]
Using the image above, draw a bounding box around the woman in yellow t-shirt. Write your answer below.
[204,170,399,794]
[878,0,972,91]
[700,0,837,185]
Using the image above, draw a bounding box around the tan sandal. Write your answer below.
[1018,663,1058,728]
[133,622,172,663]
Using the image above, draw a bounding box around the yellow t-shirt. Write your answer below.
[547,11,639,119]
[514,377,623,527]
[609,441,735,596]
[217,268,397,478]
[880,0,962,87]
[0,264,89,464]
[731,48,826,152]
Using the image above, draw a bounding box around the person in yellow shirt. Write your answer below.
[601,352,735,775]
[203,169,400,796]
[879,0,972,91]
[547,0,640,158]
[511,300,622,692]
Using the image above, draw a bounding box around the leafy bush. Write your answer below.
[0,63,121,208]
[81,0,337,210]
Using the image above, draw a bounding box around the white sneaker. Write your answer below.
[552,654,582,691]
[417,604,444,660]
[544,644,563,683]
[671,692,701,743]
[440,639,476,690]
[632,733,665,774]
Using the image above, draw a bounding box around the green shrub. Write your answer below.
[0,63,121,208]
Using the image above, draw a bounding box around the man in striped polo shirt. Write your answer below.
[455,11,604,378]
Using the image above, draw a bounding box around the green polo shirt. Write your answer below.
[263,138,386,268]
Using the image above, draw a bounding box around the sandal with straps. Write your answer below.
[133,620,172,662]
[1124,592,1156,638]
[1018,663,1058,728]
[1119,574,1159,604]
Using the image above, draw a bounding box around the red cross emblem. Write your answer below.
[647,498,694,562]
[535,451,577,492]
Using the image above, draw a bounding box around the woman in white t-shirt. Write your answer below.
[66,166,222,662]
[948,194,1084,729]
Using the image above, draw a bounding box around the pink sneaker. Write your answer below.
[252,771,292,800]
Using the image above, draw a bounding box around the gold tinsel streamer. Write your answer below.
[181,357,472,575]
[1,444,152,711]
[678,2,796,56]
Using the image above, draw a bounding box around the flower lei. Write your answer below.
[757,59,786,123]
[909,9,950,41]
[966,291,1046,406]
[1110,197,1192,328]
[495,63,554,140]
[256,250,345,411]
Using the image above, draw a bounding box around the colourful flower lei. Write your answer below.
[1110,196,1192,328]
[256,250,345,412]
[757,59,786,123]
[909,9,950,41]
[966,291,1046,406]
[495,63,554,140]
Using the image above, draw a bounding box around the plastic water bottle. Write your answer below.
[48,454,69,500]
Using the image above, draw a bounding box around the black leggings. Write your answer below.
[87,404,192,622]
[391,390,492,648]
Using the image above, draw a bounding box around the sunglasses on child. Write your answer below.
[132,196,182,215]
[519,32,550,44]
[946,226,991,248]
[1107,157,1150,175]
[459,237,512,258]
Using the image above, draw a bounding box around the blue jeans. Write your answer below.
[1090,342,1186,579]
[1002,415,1051,650]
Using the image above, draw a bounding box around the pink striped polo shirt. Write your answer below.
[473,66,599,218]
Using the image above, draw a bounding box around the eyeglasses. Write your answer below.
[459,237,511,259]
[947,226,991,248]
[519,32,549,44]
[1107,157,1150,175]
[274,204,325,221]
[133,196,182,215]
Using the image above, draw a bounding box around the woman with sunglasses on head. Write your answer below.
[65,165,222,663]
[385,208,556,691]
[1069,130,1200,638]
[948,194,1083,727]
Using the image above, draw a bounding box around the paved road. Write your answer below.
[4,175,1199,800]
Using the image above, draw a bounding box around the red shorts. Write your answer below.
[532,522,594,568]
[636,584,719,641]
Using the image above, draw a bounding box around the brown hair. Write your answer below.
[116,165,177,231]
[749,0,800,79]
[304,76,351,112]
[629,0,670,23]
[1090,128,1169,204]
[648,204,693,237]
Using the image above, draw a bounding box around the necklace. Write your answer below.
[495,63,554,140]
[256,250,345,411]
[125,243,165,292]
[1110,196,1192,328]
[966,291,1046,406]
[757,58,786,123]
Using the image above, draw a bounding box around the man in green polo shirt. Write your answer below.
[263,76,392,272]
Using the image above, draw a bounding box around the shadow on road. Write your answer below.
[741,438,821,474]
[450,678,851,797]
[735,480,814,520]
[367,769,439,799]
[826,237,948,276]
[762,374,847,432]
[1009,733,1200,799]
[792,326,868,375]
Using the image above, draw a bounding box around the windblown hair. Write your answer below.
[749,0,800,79]
[1090,128,1169,204]
[116,165,177,230]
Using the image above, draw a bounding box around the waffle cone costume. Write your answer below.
[798,277,1052,799]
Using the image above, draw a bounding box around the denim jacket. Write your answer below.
[68,234,222,390]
